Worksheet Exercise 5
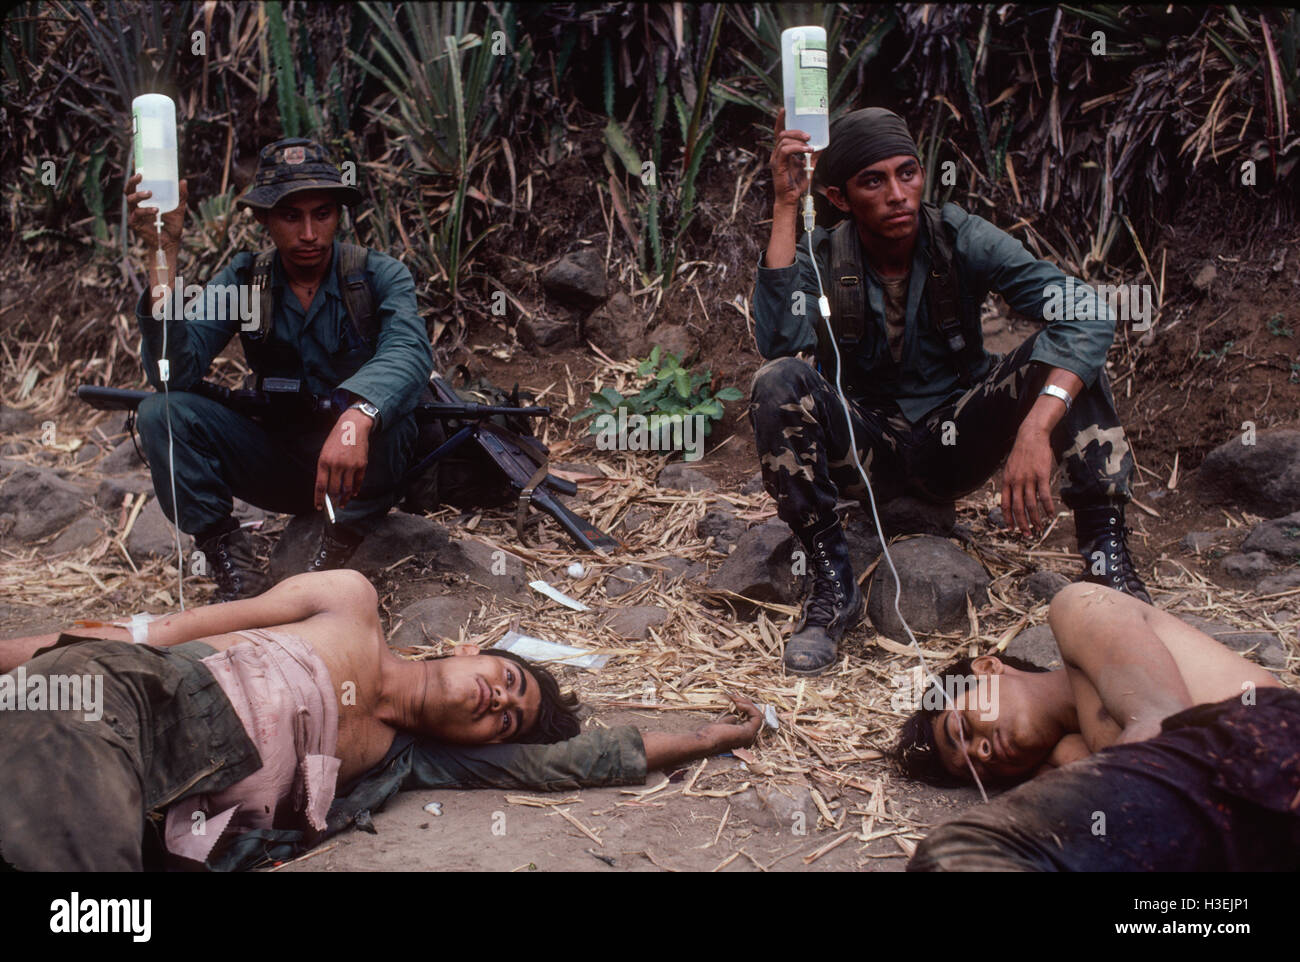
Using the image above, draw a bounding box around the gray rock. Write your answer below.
[988,506,1006,528]
[1182,530,1226,554]
[541,247,607,307]
[95,476,153,509]
[46,515,108,555]
[583,292,646,358]
[100,438,146,475]
[455,538,530,601]
[1004,624,1063,670]
[659,556,707,584]
[605,564,651,599]
[1024,569,1071,603]
[0,466,88,542]
[732,783,819,831]
[1194,429,1300,517]
[1192,262,1217,292]
[388,596,478,647]
[657,463,716,493]
[867,536,990,636]
[74,442,104,464]
[271,513,451,582]
[92,412,132,443]
[878,496,956,537]
[606,605,668,640]
[1221,552,1278,578]
[620,506,655,535]
[1180,615,1287,669]
[0,406,37,434]
[1258,569,1300,594]
[740,472,766,496]
[707,520,802,617]
[126,497,190,560]
[841,513,883,572]
[646,324,699,364]
[517,313,575,350]
[697,509,746,550]
[271,513,531,600]
[1241,511,1300,561]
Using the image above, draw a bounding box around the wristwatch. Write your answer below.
[1038,384,1072,412]
[349,400,380,422]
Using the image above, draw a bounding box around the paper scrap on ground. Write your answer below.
[757,703,780,730]
[528,579,590,611]
[495,630,609,669]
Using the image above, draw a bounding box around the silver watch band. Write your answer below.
[349,401,379,421]
[1038,384,1072,411]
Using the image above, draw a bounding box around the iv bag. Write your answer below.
[131,93,179,214]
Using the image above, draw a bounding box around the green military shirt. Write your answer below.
[752,202,1117,422]
[135,240,432,430]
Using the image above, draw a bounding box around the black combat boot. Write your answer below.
[195,520,272,603]
[785,517,865,676]
[1074,502,1152,604]
[305,524,366,573]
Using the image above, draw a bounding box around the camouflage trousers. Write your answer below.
[748,331,1133,534]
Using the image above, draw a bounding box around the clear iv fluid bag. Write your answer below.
[781,26,829,150]
[131,94,179,214]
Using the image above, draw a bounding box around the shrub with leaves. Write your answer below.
[574,346,743,438]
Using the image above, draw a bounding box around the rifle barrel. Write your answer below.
[75,385,153,411]
[414,402,550,421]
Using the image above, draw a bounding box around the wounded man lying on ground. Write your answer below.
[0,570,761,872]
[892,582,1299,871]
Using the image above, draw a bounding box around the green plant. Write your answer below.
[352,2,527,301]
[714,4,896,123]
[1267,313,1295,337]
[265,1,305,137]
[1198,339,1236,361]
[574,346,744,438]
[603,4,727,288]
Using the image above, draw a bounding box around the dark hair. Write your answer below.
[890,652,1050,787]
[480,649,582,744]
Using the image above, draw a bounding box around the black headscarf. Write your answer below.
[813,107,920,192]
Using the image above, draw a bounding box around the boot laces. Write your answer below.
[803,546,844,628]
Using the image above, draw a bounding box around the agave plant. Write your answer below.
[352,1,528,305]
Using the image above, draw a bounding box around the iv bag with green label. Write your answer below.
[781,26,829,150]
[131,94,179,215]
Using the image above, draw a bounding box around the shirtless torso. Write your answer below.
[1051,581,1281,755]
[8,571,402,784]
[197,608,394,784]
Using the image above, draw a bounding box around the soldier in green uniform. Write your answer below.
[751,107,1149,676]
[126,139,432,600]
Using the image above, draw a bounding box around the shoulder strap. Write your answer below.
[817,220,867,382]
[245,249,276,341]
[336,243,378,346]
[922,203,972,387]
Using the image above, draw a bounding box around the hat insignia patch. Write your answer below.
[284,146,306,165]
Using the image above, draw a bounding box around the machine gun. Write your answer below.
[77,376,619,554]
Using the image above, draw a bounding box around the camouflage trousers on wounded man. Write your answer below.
[747,331,1134,534]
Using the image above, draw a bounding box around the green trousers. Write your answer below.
[136,391,417,535]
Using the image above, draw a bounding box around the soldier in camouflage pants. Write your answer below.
[750,331,1133,530]
[751,106,1151,676]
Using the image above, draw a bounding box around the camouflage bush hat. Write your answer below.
[235,138,363,210]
